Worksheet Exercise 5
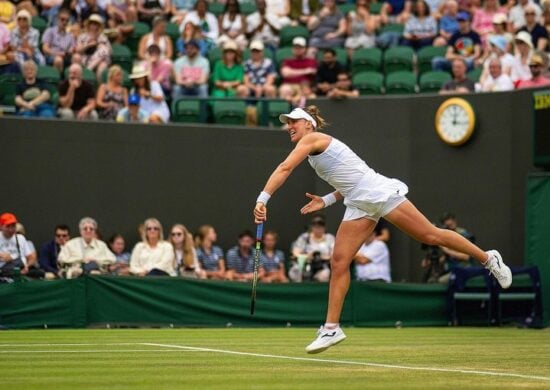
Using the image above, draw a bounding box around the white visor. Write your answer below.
[279,108,317,128]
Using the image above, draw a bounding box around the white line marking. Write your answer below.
[0,343,139,347]
[0,349,205,354]
[143,343,550,382]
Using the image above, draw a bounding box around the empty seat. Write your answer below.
[37,65,61,85]
[385,71,416,94]
[419,71,451,93]
[111,44,134,73]
[352,71,384,95]
[212,100,247,125]
[172,99,203,123]
[351,48,383,75]
[417,45,447,74]
[383,46,414,75]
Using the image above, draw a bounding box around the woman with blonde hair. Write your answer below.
[195,224,226,280]
[253,105,512,354]
[130,218,176,277]
[96,64,128,120]
[169,223,206,279]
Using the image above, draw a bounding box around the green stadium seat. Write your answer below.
[380,23,405,35]
[279,25,310,48]
[212,100,247,125]
[385,71,417,94]
[165,22,180,42]
[257,100,291,126]
[417,45,447,75]
[419,71,451,93]
[383,46,414,75]
[352,71,384,95]
[37,65,61,85]
[337,3,355,15]
[172,98,203,123]
[0,73,23,106]
[240,2,257,15]
[316,47,348,67]
[208,46,223,67]
[467,67,482,82]
[46,84,59,107]
[126,22,150,56]
[31,16,47,36]
[111,44,134,73]
[275,47,294,69]
[209,1,225,16]
[369,2,383,15]
[351,48,383,75]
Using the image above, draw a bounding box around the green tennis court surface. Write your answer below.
[1,328,548,389]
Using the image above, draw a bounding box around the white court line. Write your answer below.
[0,349,205,354]
[143,342,550,383]
[0,343,139,347]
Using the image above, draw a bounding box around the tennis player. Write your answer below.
[253,106,512,354]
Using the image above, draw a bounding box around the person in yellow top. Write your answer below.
[130,218,176,276]
[0,0,16,30]
[58,217,116,278]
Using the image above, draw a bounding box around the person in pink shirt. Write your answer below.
[517,53,550,88]
[472,0,505,43]
[141,44,173,96]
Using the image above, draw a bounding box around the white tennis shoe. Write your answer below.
[485,250,512,289]
[305,326,346,354]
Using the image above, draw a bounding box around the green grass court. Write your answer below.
[0,327,549,389]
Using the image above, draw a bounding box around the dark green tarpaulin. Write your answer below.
[0,277,448,329]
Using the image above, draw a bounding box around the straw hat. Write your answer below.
[129,64,149,79]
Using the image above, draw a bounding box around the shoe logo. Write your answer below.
[321,331,336,338]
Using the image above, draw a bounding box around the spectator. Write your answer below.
[478,57,514,91]
[141,43,173,96]
[137,0,170,25]
[374,219,391,242]
[39,224,71,278]
[326,71,359,99]
[435,0,459,46]
[280,79,316,108]
[40,0,64,26]
[217,0,248,51]
[13,223,40,279]
[471,0,505,43]
[479,35,514,81]
[246,0,281,53]
[289,0,320,26]
[344,0,378,58]
[307,0,346,55]
[130,218,176,276]
[508,0,541,33]
[170,0,196,25]
[354,231,391,282]
[176,21,209,57]
[70,0,106,25]
[180,0,219,46]
[138,15,173,60]
[0,21,18,74]
[265,0,291,27]
[105,0,138,42]
[0,213,32,280]
[129,63,170,123]
[96,64,128,120]
[75,14,112,79]
[259,230,288,283]
[172,39,210,99]
[239,40,277,99]
[58,63,98,120]
[489,13,513,46]
[225,230,259,282]
[432,11,482,71]
[315,48,345,96]
[107,234,131,276]
[518,5,549,52]
[15,60,56,118]
[439,58,475,94]
[211,40,245,98]
[510,31,534,83]
[195,224,226,280]
[279,37,317,100]
[11,9,45,67]
[41,8,75,73]
[380,0,413,25]
[0,0,16,30]
[517,52,550,88]
[116,92,149,122]
[291,215,335,282]
[58,217,116,278]
[402,0,438,50]
[169,224,206,279]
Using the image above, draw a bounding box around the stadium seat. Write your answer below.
[379,23,405,35]
[212,100,247,125]
[111,44,134,73]
[467,67,482,82]
[352,71,384,95]
[337,3,355,15]
[316,47,348,67]
[257,100,291,126]
[496,267,542,326]
[0,73,23,106]
[369,2,383,14]
[279,25,310,47]
[165,22,180,47]
[37,65,61,85]
[240,2,257,15]
[449,267,494,326]
[46,84,59,107]
[351,48,383,75]
[383,46,414,75]
[171,98,203,123]
[126,22,150,56]
[275,47,294,69]
[417,45,447,75]
[385,71,417,94]
[419,71,451,93]
[208,46,223,67]
[209,1,225,16]
[31,16,47,36]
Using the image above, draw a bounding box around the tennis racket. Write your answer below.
[250,223,263,315]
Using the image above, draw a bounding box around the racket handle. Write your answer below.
[256,223,263,241]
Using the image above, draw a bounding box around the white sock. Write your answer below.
[324,322,339,329]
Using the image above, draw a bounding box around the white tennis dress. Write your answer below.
[308,137,409,221]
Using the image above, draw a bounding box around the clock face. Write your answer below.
[435,98,475,146]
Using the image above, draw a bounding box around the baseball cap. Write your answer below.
[292,37,307,47]
[16,9,31,22]
[457,11,470,21]
[279,107,317,127]
[0,213,18,226]
[250,40,264,51]
[489,35,507,52]
[128,93,141,105]
[529,53,545,66]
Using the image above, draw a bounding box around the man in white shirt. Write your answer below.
[354,231,392,283]
[479,58,514,92]
[58,217,116,278]
[0,213,32,279]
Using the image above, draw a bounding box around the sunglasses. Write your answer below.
[146,226,160,231]
[171,232,183,236]
[82,226,95,231]
[525,12,536,15]
[56,233,69,238]
[59,17,69,22]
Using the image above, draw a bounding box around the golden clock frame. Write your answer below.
[434,97,476,146]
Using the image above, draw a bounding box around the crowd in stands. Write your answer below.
[1,0,549,124]
[0,212,393,284]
